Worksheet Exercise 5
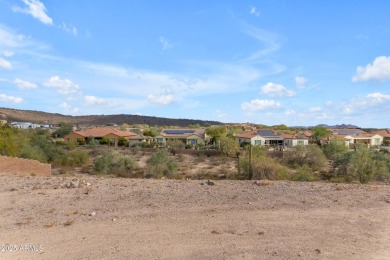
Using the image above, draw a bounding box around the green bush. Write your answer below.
[145,149,178,178]
[290,165,318,182]
[94,150,138,177]
[67,150,90,166]
[283,145,327,172]
[335,145,390,183]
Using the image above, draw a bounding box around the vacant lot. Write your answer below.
[1,175,390,259]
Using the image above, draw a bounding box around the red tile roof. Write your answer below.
[73,127,136,138]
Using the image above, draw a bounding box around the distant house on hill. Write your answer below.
[155,128,207,147]
[328,128,383,147]
[64,127,137,146]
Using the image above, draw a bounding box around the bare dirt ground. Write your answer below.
[1,175,390,260]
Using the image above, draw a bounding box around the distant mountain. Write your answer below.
[0,107,222,127]
[316,124,360,129]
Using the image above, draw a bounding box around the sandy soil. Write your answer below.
[1,175,390,260]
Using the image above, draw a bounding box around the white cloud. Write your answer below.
[249,7,261,16]
[295,76,308,89]
[352,56,390,82]
[59,102,80,114]
[241,99,281,111]
[84,95,116,107]
[0,26,26,48]
[14,79,37,89]
[214,109,227,119]
[0,58,12,70]
[260,82,295,97]
[12,0,53,25]
[43,76,80,97]
[60,23,78,37]
[148,94,176,105]
[0,93,23,103]
[159,36,172,51]
[309,107,322,112]
[2,51,14,57]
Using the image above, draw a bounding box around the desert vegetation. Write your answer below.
[1,124,389,184]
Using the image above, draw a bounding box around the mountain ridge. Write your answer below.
[0,107,222,127]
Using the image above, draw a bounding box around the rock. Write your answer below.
[207,180,215,186]
[86,182,92,187]
[65,180,79,189]
[315,249,321,254]
[89,211,96,217]
[112,218,116,222]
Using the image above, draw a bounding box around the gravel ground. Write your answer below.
[1,175,390,259]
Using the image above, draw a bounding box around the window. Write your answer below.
[297,140,304,145]
[375,138,380,145]
[254,140,261,145]
[156,138,163,144]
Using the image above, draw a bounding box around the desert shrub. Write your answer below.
[283,145,327,172]
[145,149,178,178]
[19,145,48,163]
[290,165,318,182]
[66,150,90,166]
[219,137,239,157]
[118,137,128,147]
[237,146,286,180]
[167,139,185,150]
[94,150,138,177]
[335,145,390,183]
[323,141,349,160]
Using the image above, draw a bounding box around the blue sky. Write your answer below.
[0,0,389,127]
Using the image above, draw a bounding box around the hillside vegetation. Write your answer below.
[0,107,221,127]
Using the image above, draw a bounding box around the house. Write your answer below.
[282,134,309,147]
[343,133,383,147]
[128,134,151,147]
[11,122,39,129]
[64,127,137,146]
[155,129,207,147]
[326,135,351,147]
[376,129,390,145]
[235,129,285,147]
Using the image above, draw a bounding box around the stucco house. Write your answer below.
[128,134,151,146]
[155,129,207,147]
[282,134,309,147]
[343,133,383,147]
[376,129,390,145]
[235,129,285,147]
[64,127,137,146]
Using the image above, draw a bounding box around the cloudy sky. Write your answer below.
[0,1,389,127]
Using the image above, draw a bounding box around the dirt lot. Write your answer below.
[1,175,390,260]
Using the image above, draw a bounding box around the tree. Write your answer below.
[283,145,327,171]
[312,127,331,143]
[0,124,25,156]
[143,129,156,137]
[206,126,227,145]
[52,122,73,138]
[219,137,239,157]
[323,141,349,160]
[118,137,129,147]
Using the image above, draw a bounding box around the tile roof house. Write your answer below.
[155,129,207,147]
[329,128,383,147]
[64,127,137,146]
[235,129,285,147]
[376,129,390,144]
[282,134,309,147]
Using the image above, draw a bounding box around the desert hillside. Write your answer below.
[0,107,222,127]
